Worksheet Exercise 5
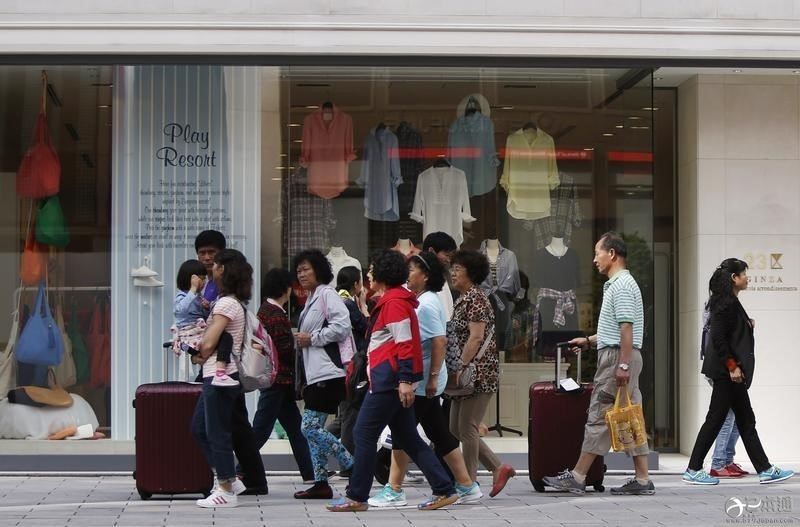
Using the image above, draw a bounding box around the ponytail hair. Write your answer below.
[706,258,748,316]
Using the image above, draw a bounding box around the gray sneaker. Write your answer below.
[542,469,586,494]
[610,478,656,495]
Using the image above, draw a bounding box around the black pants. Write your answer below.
[393,395,460,458]
[688,378,771,474]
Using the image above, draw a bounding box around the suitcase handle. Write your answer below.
[554,341,581,386]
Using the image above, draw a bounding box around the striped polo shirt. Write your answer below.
[596,269,644,349]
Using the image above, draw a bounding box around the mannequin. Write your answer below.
[531,237,581,359]
[486,238,500,263]
[326,246,361,284]
[478,239,520,353]
[392,238,419,257]
[545,236,568,258]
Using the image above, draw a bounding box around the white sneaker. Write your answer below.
[231,479,246,495]
[211,373,240,387]
[196,489,238,508]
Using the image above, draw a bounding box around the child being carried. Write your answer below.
[172,259,238,387]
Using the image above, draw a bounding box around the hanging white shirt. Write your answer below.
[410,166,475,246]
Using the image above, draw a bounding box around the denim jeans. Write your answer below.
[251,383,314,481]
[191,376,241,481]
[347,389,455,503]
[711,409,740,470]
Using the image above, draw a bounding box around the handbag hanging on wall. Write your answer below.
[87,299,111,388]
[52,298,77,388]
[16,70,61,199]
[35,196,70,247]
[20,226,46,286]
[15,282,65,367]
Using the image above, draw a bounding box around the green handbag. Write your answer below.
[35,196,70,247]
[67,304,90,385]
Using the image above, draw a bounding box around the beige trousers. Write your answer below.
[449,393,502,480]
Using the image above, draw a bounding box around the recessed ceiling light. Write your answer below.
[602,133,614,137]
[292,139,303,143]
[288,123,301,127]
[641,107,660,111]
[97,104,111,108]
[270,177,282,181]
[627,116,643,120]
[630,125,650,130]
[626,191,636,196]
[654,76,664,81]
[305,105,319,109]
[583,148,594,151]
[499,106,515,110]
[274,166,286,170]
[615,125,624,129]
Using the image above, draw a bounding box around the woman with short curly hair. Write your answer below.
[447,250,515,498]
[292,249,355,499]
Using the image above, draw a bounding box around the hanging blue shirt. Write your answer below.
[357,127,402,221]
[448,112,500,197]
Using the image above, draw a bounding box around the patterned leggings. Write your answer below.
[301,409,354,482]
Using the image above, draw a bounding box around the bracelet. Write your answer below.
[430,371,439,377]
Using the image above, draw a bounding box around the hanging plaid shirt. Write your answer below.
[282,167,337,258]
[532,287,577,347]
[527,173,582,250]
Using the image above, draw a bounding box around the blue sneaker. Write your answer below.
[367,484,407,507]
[455,482,483,504]
[759,466,794,484]
[682,469,719,485]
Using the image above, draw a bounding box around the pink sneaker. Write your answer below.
[212,372,239,387]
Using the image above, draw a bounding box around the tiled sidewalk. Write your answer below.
[0,473,797,527]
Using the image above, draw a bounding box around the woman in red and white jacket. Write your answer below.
[327,249,458,513]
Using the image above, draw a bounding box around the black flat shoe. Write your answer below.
[294,482,333,499]
[240,485,269,496]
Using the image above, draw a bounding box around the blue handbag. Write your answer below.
[15,283,64,366]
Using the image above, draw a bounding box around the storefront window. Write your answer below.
[0,65,112,437]
[0,64,675,451]
[273,66,674,448]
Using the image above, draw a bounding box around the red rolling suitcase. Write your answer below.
[528,342,605,493]
[132,348,213,500]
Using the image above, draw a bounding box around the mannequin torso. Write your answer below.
[486,238,500,263]
[545,237,568,258]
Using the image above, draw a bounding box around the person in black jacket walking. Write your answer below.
[683,258,794,485]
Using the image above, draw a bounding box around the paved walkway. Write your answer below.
[0,474,797,527]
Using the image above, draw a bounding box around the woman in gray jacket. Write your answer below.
[292,249,355,499]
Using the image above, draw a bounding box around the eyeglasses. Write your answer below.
[450,265,465,273]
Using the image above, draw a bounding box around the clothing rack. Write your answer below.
[16,286,111,294]
[12,286,111,310]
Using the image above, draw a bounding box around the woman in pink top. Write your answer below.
[299,102,356,199]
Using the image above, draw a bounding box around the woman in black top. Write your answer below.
[683,258,794,485]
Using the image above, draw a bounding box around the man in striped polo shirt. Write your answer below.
[543,231,654,496]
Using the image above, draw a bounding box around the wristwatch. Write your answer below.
[618,363,630,371]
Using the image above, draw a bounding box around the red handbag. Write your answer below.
[87,301,111,388]
[16,72,60,199]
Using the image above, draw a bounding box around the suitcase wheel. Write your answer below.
[593,484,605,493]
[532,481,546,493]
[137,488,152,500]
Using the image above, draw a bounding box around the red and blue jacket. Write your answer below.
[366,286,423,393]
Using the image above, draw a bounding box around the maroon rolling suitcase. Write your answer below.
[133,349,213,500]
[528,342,605,493]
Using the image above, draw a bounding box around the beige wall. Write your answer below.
[678,74,800,462]
[3,2,800,59]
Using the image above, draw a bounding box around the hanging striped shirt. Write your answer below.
[596,270,644,350]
